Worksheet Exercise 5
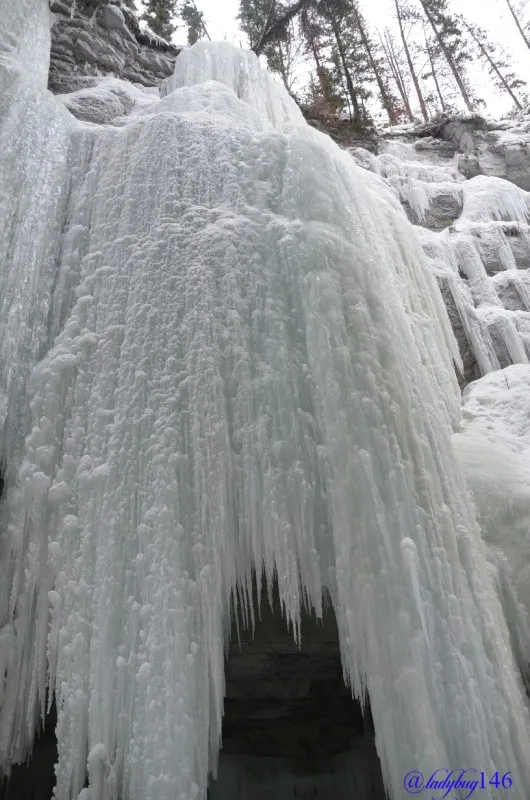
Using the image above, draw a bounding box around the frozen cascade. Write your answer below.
[354,140,530,384]
[1,3,530,799]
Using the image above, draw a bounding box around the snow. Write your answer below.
[454,365,530,682]
[461,175,530,224]
[2,12,530,800]
[353,139,530,381]
[57,77,159,126]
[138,20,174,50]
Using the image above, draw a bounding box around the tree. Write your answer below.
[350,3,400,123]
[120,0,137,10]
[504,0,530,51]
[380,28,414,121]
[247,0,314,55]
[422,25,447,113]
[177,0,211,45]
[416,0,475,112]
[142,0,177,40]
[320,0,365,123]
[458,16,527,110]
[300,2,337,105]
[239,0,304,94]
[394,0,428,121]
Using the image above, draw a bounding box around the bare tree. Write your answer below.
[380,28,414,121]
[395,0,429,120]
[423,25,446,112]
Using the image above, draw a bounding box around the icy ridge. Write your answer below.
[1,6,530,800]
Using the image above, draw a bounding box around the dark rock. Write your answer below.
[212,585,386,799]
[48,0,181,93]
[437,277,480,387]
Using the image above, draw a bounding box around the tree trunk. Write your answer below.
[505,0,530,51]
[419,0,474,111]
[462,18,524,109]
[329,11,362,122]
[424,28,446,112]
[382,29,413,121]
[253,0,277,53]
[254,0,312,55]
[353,8,398,124]
[395,0,429,121]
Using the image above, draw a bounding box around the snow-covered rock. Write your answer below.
[435,114,530,191]
[351,138,530,386]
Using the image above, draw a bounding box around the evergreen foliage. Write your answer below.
[234,0,527,125]
[178,0,210,45]
[142,0,177,41]
[458,16,527,110]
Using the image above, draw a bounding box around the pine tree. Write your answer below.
[178,0,210,45]
[458,16,527,110]
[142,0,177,41]
[300,2,335,104]
[238,0,303,95]
[120,0,137,10]
[415,0,475,112]
[350,2,400,123]
[394,0,428,121]
[504,0,530,51]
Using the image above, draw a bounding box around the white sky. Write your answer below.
[169,0,530,116]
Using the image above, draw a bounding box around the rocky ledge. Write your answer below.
[48,0,180,93]
[417,113,530,191]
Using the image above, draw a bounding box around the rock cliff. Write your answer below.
[48,0,180,93]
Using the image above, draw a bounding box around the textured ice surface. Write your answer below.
[2,8,530,800]
[57,78,159,125]
[0,0,51,91]
[454,365,530,684]
[354,140,530,382]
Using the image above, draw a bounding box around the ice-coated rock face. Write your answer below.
[3,10,530,800]
[454,364,530,683]
[437,115,530,191]
[353,139,530,386]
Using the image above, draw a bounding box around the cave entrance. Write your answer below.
[210,585,386,800]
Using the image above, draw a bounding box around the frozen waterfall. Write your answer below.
[1,1,530,798]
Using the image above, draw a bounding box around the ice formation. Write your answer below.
[454,365,530,683]
[355,140,530,382]
[2,2,530,799]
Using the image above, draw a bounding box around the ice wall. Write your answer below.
[1,14,530,800]
[355,140,530,384]
[454,365,530,685]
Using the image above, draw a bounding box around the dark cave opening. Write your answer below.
[0,588,387,800]
[210,587,386,800]
[0,703,57,800]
